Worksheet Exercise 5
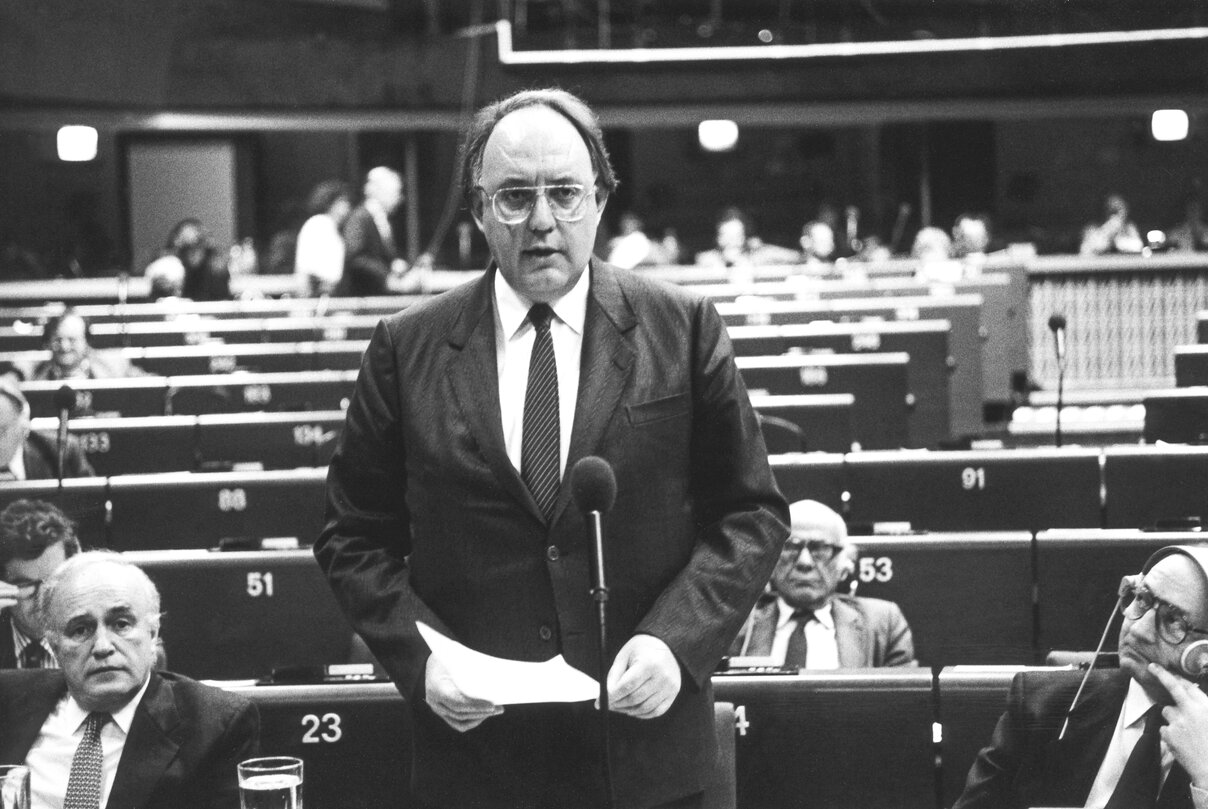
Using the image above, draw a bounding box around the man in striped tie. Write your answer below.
[317,87,790,809]
[0,551,259,809]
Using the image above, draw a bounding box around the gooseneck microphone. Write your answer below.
[571,455,617,809]
[1048,314,1067,448]
[53,384,74,489]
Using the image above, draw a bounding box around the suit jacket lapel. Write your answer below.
[553,260,635,524]
[832,599,869,668]
[106,673,180,809]
[1044,670,1130,805]
[0,671,65,764]
[447,267,545,523]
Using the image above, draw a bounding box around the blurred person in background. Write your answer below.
[1080,193,1145,256]
[295,180,354,296]
[339,166,411,296]
[1167,194,1208,253]
[798,220,836,266]
[30,310,146,382]
[145,218,232,301]
[695,206,799,278]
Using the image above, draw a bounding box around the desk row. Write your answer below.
[206,666,1047,809]
[36,529,1190,682]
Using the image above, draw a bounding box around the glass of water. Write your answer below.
[0,765,29,809]
[238,756,303,809]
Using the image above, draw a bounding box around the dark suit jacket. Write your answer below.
[338,204,397,296]
[0,614,17,668]
[730,593,916,667]
[315,260,790,808]
[21,430,94,479]
[0,668,259,809]
[954,669,1193,809]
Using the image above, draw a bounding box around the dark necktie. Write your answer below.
[19,641,47,669]
[521,304,560,520]
[1105,705,1165,809]
[64,712,109,809]
[783,609,814,669]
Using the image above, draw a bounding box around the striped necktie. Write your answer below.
[521,303,560,521]
[64,712,109,809]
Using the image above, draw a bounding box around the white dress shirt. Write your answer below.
[494,266,589,480]
[294,212,345,287]
[26,676,151,809]
[770,598,840,670]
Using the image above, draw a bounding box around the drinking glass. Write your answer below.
[238,756,303,809]
[0,765,29,809]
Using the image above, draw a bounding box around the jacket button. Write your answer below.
[539,625,553,642]
[546,545,560,562]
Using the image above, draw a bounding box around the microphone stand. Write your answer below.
[588,507,614,808]
[1054,335,1065,449]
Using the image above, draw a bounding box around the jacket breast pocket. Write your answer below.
[626,392,690,426]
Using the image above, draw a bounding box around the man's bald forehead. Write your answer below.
[788,499,846,544]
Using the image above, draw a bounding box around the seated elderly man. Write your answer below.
[31,310,146,382]
[0,377,93,480]
[955,544,1208,808]
[0,551,259,809]
[730,499,915,668]
[0,499,81,669]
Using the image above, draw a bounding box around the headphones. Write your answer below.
[1181,639,1208,679]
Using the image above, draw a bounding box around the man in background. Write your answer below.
[0,499,80,669]
[0,551,259,809]
[0,378,93,480]
[339,166,409,296]
[955,545,1208,808]
[731,499,915,668]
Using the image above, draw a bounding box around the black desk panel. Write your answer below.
[769,454,847,513]
[167,371,357,415]
[226,683,411,809]
[30,415,198,475]
[712,671,935,809]
[852,533,1034,665]
[737,353,912,449]
[845,448,1103,532]
[22,378,170,418]
[128,549,355,680]
[936,667,1024,808]
[197,411,344,470]
[134,342,366,377]
[0,478,110,549]
[1175,345,1208,387]
[1103,445,1208,529]
[106,469,327,550]
[731,320,953,448]
[1034,529,1192,656]
[1144,388,1208,444]
[751,393,854,454]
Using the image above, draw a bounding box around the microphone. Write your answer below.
[571,455,617,808]
[1058,582,1124,741]
[53,384,74,487]
[1048,314,1067,364]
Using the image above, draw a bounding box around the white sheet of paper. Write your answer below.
[417,621,599,705]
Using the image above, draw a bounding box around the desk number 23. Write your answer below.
[301,713,342,743]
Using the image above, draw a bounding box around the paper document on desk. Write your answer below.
[417,621,598,704]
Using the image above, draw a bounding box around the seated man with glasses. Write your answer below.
[0,499,81,669]
[730,499,915,668]
[955,544,1208,809]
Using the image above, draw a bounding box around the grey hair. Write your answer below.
[39,550,162,641]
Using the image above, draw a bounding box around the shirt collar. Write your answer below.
[493,264,590,340]
[6,441,25,479]
[775,597,835,630]
[1123,677,1160,728]
[62,674,152,736]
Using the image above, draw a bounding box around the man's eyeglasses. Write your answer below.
[1118,576,1208,645]
[7,579,42,601]
[478,184,591,225]
[781,536,842,563]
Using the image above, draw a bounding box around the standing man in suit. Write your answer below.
[338,166,409,296]
[955,545,1208,808]
[730,499,915,668]
[0,499,81,669]
[0,550,259,809]
[0,378,93,480]
[315,88,789,809]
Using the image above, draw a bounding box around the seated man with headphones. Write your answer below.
[729,499,916,669]
[956,544,1208,809]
